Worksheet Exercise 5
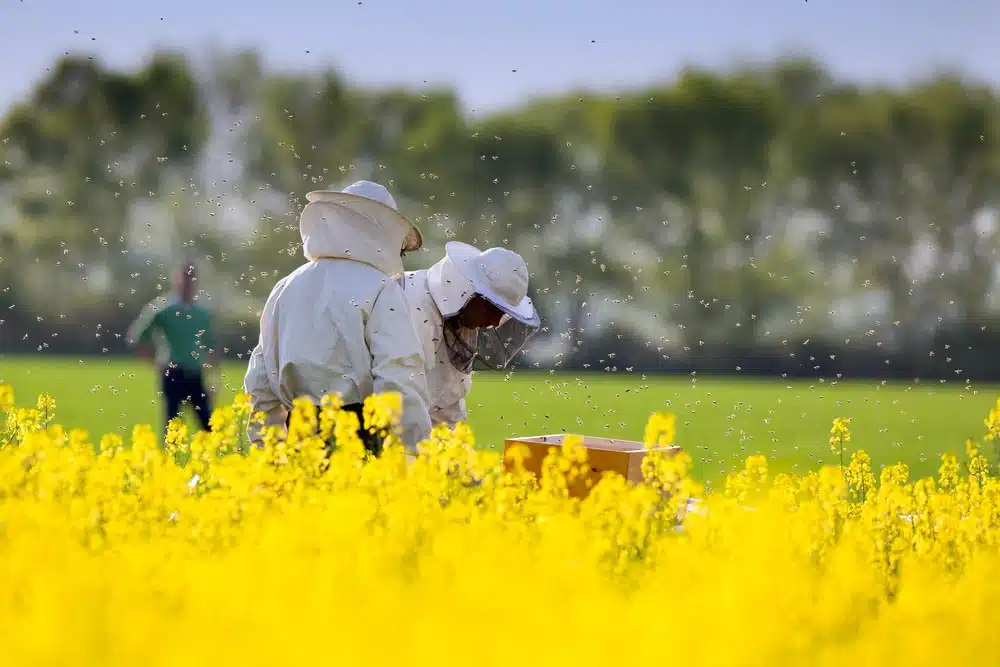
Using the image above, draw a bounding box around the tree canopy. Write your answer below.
[2,49,999,379]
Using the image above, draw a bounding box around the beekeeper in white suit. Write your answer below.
[243,180,433,455]
[399,241,541,428]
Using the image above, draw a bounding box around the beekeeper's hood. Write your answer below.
[427,241,540,371]
[299,180,423,276]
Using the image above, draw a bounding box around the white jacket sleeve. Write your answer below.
[431,397,467,428]
[243,283,288,446]
[366,281,433,453]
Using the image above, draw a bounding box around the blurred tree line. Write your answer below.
[1,48,999,380]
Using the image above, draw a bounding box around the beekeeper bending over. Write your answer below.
[243,180,433,454]
[400,241,540,427]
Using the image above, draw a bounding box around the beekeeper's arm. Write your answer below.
[431,398,467,428]
[366,281,433,453]
[243,284,288,446]
[408,309,467,429]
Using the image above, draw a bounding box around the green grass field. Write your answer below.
[2,354,998,484]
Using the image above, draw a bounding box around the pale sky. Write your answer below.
[1,0,998,116]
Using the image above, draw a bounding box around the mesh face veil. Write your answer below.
[442,317,479,374]
[471,312,539,370]
[442,303,540,373]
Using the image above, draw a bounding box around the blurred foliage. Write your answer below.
[1,49,999,378]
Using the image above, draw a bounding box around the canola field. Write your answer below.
[3,371,1000,666]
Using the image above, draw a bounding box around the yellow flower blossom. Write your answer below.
[985,399,1000,440]
[0,382,14,410]
[35,392,56,420]
[939,452,960,491]
[846,450,876,502]
[0,384,998,665]
[829,416,852,455]
[363,391,403,435]
[643,411,676,449]
[965,438,979,459]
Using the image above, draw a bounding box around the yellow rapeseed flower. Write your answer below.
[0,386,999,665]
[0,382,14,410]
[985,398,1000,440]
[829,416,852,455]
[643,411,676,449]
[35,392,56,419]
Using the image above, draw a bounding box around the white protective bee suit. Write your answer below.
[243,180,433,452]
[400,241,540,427]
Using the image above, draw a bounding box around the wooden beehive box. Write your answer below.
[502,434,682,499]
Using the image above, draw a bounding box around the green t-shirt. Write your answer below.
[128,295,217,371]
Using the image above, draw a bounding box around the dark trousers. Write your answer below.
[285,402,384,458]
[161,365,212,433]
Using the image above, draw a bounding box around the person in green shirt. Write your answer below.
[127,260,219,434]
